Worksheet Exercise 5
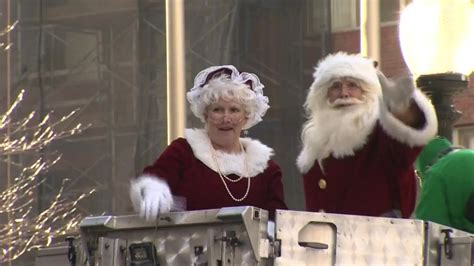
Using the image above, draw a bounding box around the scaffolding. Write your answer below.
[3,0,331,221]
[8,0,166,216]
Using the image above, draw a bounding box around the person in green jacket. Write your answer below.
[415,136,474,233]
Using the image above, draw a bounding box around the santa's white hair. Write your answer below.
[297,52,382,173]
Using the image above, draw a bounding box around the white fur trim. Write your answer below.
[185,128,273,177]
[296,146,313,174]
[130,175,171,213]
[311,52,381,97]
[379,89,437,146]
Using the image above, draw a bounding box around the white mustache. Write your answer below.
[327,96,366,108]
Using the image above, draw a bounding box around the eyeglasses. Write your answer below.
[328,77,362,92]
[207,106,245,124]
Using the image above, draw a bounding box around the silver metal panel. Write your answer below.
[275,210,425,265]
[97,237,116,266]
[80,206,271,266]
[36,244,87,266]
[79,207,474,265]
[424,222,474,265]
[35,246,70,266]
[97,237,127,266]
[426,223,474,266]
[439,236,473,266]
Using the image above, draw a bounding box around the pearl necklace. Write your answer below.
[209,141,250,202]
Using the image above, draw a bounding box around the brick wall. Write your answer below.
[331,25,474,126]
[453,75,474,126]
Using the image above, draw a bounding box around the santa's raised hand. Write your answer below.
[377,70,415,113]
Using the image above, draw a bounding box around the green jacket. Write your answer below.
[415,137,474,233]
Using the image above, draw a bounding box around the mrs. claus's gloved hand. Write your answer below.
[377,70,415,113]
[130,176,173,221]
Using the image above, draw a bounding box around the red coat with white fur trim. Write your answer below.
[299,85,437,218]
[298,52,437,218]
[142,136,287,220]
[303,122,421,218]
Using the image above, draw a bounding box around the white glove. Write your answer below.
[130,176,173,221]
[377,70,415,112]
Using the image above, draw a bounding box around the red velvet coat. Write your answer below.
[142,137,287,219]
[303,123,422,218]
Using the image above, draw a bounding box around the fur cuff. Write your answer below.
[379,89,437,146]
[130,175,169,212]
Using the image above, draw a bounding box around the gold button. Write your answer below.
[318,179,327,189]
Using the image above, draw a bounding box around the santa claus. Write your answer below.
[297,52,437,218]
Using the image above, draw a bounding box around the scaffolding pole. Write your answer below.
[166,0,186,143]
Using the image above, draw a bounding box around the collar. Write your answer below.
[185,128,274,177]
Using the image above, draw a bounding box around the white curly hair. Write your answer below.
[186,65,269,130]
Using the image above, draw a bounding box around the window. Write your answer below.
[331,0,358,31]
[330,0,412,32]
[453,126,474,149]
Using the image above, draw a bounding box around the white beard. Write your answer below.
[297,95,380,173]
